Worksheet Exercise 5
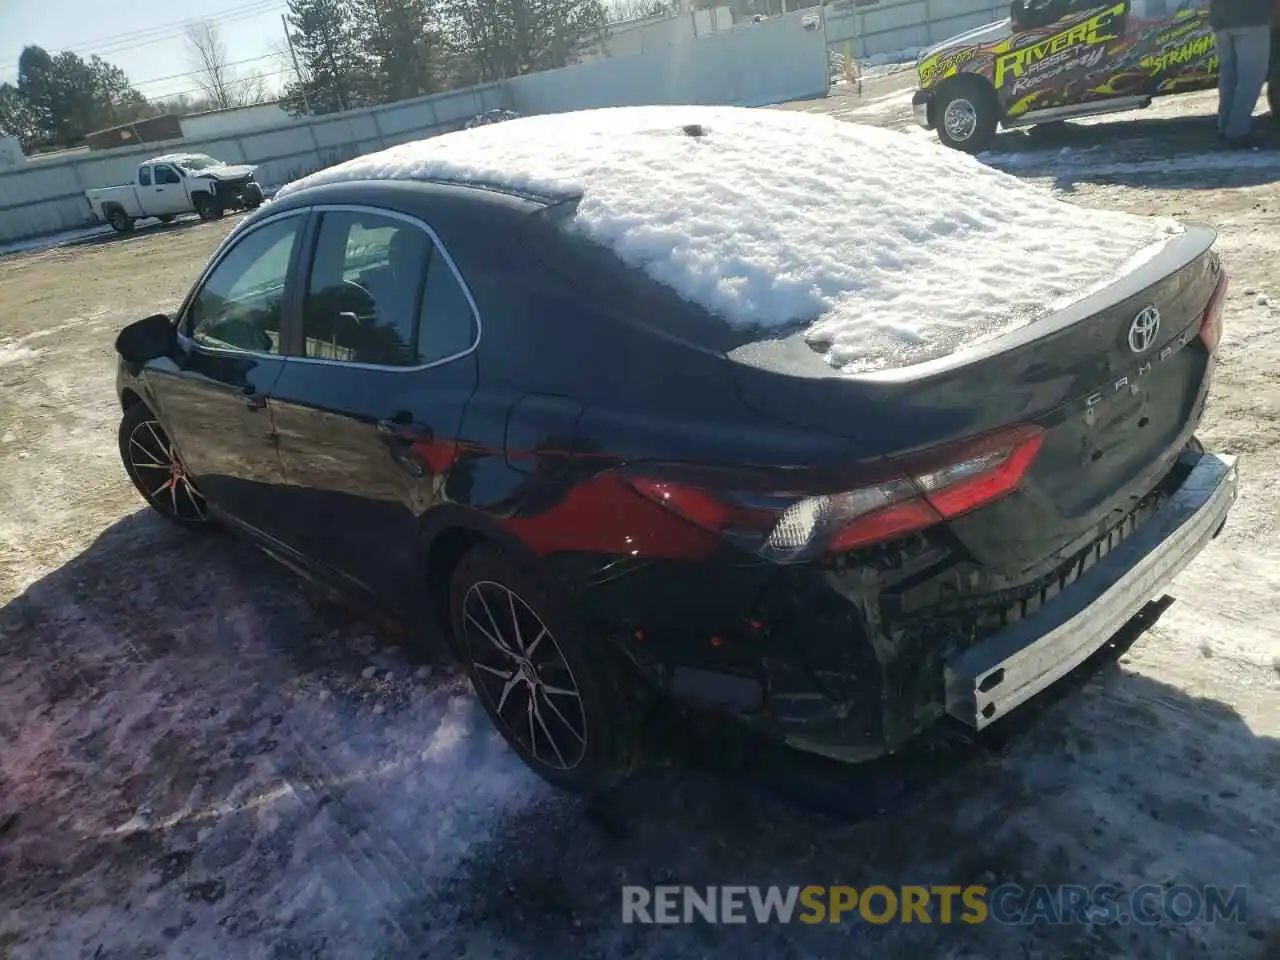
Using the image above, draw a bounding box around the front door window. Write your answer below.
[186,216,303,355]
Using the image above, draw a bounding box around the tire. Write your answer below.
[107,208,135,234]
[194,193,224,221]
[934,79,999,154]
[1269,81,1280,126]
[242,183,264,209]
[118,403,212,529]
[449,542,640,793]
[157,215,176,224]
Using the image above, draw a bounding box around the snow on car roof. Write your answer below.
[275,106,1181,373]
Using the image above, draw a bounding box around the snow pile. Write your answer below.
[0,341,43,366]
[864,45,926,67]
[278,106,1182,373]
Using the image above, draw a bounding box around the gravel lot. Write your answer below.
[1,86,1278,960]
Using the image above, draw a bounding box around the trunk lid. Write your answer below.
[727,226,1222,577]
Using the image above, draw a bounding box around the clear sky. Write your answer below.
[0,0,293,102]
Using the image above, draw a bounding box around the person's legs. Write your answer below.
[1216,29,1239,137]
[1225,25,1272,140]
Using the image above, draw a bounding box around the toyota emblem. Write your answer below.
[1128,306,1161,353]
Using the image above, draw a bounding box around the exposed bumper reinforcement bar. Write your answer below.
[945,452,1238,729]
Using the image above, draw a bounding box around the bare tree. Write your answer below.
[185,20,276,109]
[237,71,270,104]
[185,21,239,109]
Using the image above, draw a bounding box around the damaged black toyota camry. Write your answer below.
[112,106,1238,792]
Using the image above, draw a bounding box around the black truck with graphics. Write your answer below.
[913,0,1280,152]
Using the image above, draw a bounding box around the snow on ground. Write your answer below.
[0,342,44,366]
[976,89,1280,183]
[0,290,552,957]
[824,89,916,121]
[0,224,113,257]
[278,105,1181,373]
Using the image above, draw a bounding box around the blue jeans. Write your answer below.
[1215,26,1271,139]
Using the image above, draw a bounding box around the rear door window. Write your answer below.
[138,166,152,186]
[416,246,478,364]
[300,210,476,367]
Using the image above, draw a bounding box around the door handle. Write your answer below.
[377,419,432,442]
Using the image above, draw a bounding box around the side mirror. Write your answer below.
[116,313,177,365]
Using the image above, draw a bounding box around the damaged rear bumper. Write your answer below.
[944,452,1237,729]
[574,451,1237,765]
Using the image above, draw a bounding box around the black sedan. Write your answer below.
[114,120,1238,793]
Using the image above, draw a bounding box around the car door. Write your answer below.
[151,163,190,215]
[137,164,154,203]
[142,210,307,537]
[998,1,1132,115]
[1131,0,1218,93]
[268,205,480,608]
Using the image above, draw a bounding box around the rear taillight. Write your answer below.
[623,424,1045,564]
[1198,272,1228,354]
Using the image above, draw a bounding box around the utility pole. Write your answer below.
[281,13,312,115]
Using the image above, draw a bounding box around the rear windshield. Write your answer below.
[530,200,764,354]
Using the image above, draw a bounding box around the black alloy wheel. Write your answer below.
[449,543,639,792]
[118,403,210,527]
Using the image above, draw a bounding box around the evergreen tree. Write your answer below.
[444,0,607,83]
[282,0,370,116]
[353,0,443,104]
[16,46,151,147]
[0,83,39,147]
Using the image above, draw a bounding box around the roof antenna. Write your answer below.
[681,123,706,138]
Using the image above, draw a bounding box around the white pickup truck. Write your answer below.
[85,153,265,234]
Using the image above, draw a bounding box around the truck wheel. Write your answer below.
[242,183,265,209]
[1269,81,1280,127]
[935,78,999,154]
[107,208,135,234]
[195,194,224,222]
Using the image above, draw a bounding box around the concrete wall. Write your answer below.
[513,10,828,113]
[180,102,294,139]
[0,85,507,244]
[580,6,736,63]
[0,136,24,169]
[825,0,1007,59]
[0,10,829,245]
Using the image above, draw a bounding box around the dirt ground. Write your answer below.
[1,86,1279,960]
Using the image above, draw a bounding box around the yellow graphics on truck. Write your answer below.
[912,1,1228,152]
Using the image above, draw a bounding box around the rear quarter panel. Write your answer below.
[88,185,144,218]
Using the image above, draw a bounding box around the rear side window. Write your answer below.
[416,247,477,364]
[529,199,747,353]
[301,209,476,367]
[138,166,152,186]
